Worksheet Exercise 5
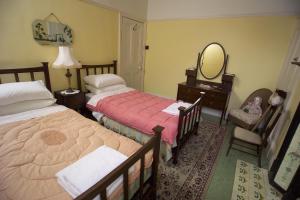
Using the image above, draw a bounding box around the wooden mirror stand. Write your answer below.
[177,43,235,125]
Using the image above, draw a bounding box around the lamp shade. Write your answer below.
[52,46,81,69]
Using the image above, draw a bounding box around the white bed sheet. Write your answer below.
[0,105,67,125]
[87,87,134,107]
[85,93,104,121]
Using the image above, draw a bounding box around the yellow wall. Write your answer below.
[145,16,298,109]
[0,0,118,91]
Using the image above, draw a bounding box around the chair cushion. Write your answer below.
[230,109,260,125]
[234,127,262,145]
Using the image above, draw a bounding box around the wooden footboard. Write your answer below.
[172,93,205,164]
[75,125,164,200]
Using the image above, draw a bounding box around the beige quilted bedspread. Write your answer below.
[0,109,151,200]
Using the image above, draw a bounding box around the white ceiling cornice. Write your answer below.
[147,0,300,21]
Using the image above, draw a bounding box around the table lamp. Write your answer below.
[52,46,81,94]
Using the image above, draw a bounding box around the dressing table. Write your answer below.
[177,42,235,125]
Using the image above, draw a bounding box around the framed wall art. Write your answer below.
[32,13,73,46]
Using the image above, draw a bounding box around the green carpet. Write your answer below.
[204,114,268,200]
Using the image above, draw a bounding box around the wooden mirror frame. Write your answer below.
[198,42,228,80]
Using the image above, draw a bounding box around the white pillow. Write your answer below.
[0,99,56,116]
[85,84,100,94]
[83,74,126,88]
[0,80,54,106]
[85,84,126,94]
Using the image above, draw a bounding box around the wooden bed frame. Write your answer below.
[0,62,163,200]
[0,62,52,91]
[76,60,205,164]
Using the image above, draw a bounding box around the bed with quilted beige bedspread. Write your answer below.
[0,109,151,200]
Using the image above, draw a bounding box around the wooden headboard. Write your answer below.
[76,60,117,91]
[0,62,52,91]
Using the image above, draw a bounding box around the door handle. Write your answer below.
[291,57,300,66]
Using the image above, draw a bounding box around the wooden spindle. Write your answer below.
[139,155,145,198]
[189,109,194,130]
[192,109,196,128]
[123,171,129,200]
[14,73,19,82]
[113,60,117,74]
[183,116,188,137]
[100,190,107,200]
[30,72,35,81]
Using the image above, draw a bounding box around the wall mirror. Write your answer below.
[198,42,227,80]
[32,15,73,46]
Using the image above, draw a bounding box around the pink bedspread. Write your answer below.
[87,91,178,145]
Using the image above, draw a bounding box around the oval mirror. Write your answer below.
[199,43,226,79]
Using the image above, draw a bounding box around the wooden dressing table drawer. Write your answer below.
[177,84,201,103]
[177,80,233,125]
[206,91,227,101]
[204,97,225,110]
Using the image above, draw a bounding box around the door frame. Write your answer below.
[118,13,146,91]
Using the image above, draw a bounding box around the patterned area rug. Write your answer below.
[231,160,282,200]
[157,120,226,200]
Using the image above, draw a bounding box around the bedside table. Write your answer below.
[54,90,85,113]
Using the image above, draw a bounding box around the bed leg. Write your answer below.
[194,122,199,135]
[151,126,163,199]
[172,147,179,164]
[151,188,157,200]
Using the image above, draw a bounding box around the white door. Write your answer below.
[120,16,145,91]
[267,21,300,166]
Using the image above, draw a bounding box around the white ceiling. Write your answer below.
[147,0,300,20]
[86,0,148,20]
[85,0,300,21]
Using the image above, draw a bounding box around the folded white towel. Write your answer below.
[56,145,131,199]
[162,102,192,115]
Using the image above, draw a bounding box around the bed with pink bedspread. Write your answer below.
[87,90,179,145]
[86,87,204,164]
[77,61,204,164]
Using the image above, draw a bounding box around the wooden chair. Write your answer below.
[226,104,283,167]
[227,88,273,130]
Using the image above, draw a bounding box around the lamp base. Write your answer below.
[65,69,72,93]
[61,69,80,95]
[66,88,74,93]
